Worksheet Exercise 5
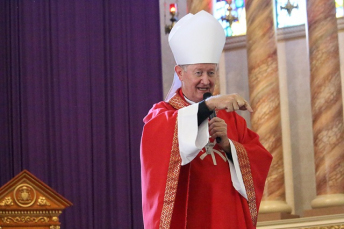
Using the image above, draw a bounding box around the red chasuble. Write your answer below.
[140,90,272,229]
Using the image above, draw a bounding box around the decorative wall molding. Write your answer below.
[276,24,306,41]
[338,17,344,31]
[257,213,344,229]
[224,35,246,50]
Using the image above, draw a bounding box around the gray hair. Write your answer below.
[178,64,218,72]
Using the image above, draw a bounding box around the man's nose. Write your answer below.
[201,74,211,84]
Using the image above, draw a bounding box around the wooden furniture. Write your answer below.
[0,170,72,229]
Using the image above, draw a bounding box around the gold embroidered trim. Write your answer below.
[233,141,258,226]
[168,93,189,110]
[159,92,187,228]
[159,116,182,228]
[168,92,218,115]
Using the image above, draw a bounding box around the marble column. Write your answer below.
[307,0,344,208]
[187,0,212,14]
[245,0,291,213]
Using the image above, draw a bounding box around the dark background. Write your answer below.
[0,0,162,228]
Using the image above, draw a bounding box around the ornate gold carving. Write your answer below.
[2,216,49,223]
[52,216,59,222]
[301,225,344,229]
[0,197,14,206]
[14,184,36,207]
[37,196,51,206]
[50,226,60,229]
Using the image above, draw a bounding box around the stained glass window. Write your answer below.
[275,0,307,28]
[214,0,246,37]
[336,0,344,17]
[276,0,343,28]
[214,0,344,36]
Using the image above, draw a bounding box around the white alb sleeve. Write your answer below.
[178,104,248,199]
[177,103,209,165]
[228,139,248,199]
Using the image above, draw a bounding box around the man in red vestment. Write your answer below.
[140,11,272,229]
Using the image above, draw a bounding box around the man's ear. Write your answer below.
[174,65,183,81]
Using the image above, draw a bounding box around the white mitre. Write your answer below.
[165,10,226,101]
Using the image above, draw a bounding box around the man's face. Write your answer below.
[176,63,217,103]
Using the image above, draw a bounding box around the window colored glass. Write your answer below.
[214,0,246,37]
[214,0,343,36]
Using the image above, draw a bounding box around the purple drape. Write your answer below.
[0,0,162,228]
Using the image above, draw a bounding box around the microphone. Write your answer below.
[202,92,212,101]
[203,93,221,143]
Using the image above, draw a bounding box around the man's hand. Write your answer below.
[205,93,253,113]
[209,117,231,153]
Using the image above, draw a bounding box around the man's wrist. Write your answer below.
[205,98,216,111]
[197,101,213,126]
[222,139,231,153]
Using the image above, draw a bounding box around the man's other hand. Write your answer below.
[204,93,253,113]
[209,117,231,153]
